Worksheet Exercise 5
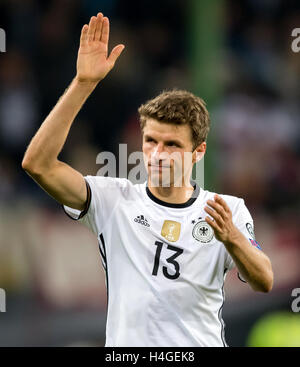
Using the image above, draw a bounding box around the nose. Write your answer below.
[152,142,164,159]
[151,142,169,165]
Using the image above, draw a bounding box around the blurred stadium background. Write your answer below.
[0,0,300,347]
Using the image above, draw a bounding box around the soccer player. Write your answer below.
[22,13,273,347]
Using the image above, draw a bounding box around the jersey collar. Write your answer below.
[145,181,200,208]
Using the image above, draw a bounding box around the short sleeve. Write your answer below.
[235,199,261,249]
[226,198,262,281]
[63,175,130,235]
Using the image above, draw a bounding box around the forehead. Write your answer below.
[143,118,192,143]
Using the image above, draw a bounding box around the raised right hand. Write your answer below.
[76,13,125,84]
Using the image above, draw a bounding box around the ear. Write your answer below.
[192,142,206,164]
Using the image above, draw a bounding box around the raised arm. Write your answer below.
[22,13,125,210]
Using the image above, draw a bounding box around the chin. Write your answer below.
[148,172,174,188]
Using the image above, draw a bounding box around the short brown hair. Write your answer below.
[138,89,210,150]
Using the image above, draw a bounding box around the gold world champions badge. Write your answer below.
[161,220,181,242]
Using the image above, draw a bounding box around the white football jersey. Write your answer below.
[63,176,258,347]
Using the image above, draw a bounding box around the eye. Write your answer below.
[167,142,180,147]
[145,137,156,143]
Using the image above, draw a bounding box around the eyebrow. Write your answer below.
[144,134,183,147]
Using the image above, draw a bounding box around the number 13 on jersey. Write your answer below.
[152,241,184,280]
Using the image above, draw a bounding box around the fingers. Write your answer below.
[205,215,222,233]
[204,195,231,229]
[81,13,125,67]
[94,12,103,41]
[80,24,89,46]
[214,194,231,214]
[204,205,225,228]
[206,199,227,219]
[88,16,97,42]
[84,14,110,44]
[108,44,125,66]
[101,17,110,44]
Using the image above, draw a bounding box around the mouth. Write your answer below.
[148,164,170,169]
[148,164,171,174]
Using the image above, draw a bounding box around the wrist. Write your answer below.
[73,76,100,89]
[223,227,243,248]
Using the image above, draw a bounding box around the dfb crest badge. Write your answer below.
[192,220,214,243]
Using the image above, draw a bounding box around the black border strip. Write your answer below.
[98,237,107,267]
[62,179,92,220]
[99,233,109,310]
[98,244,107,270]
[237,272,247,283]
[78,179,92,219]
[146,181,200,208]
[218,268,228,347]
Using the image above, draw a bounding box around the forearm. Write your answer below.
[223,231,273,292]
[22,78,98,173]
[23,11,124,174]
[20,13,123,210]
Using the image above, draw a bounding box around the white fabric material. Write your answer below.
[63,176,256,347]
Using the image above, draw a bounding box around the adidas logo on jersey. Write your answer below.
[134,215,150,227]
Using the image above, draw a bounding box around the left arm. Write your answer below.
[204,195,273,293]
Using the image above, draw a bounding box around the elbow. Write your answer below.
[258,279,273,293]
[21,155,44,177]
[256,256,274,293]
[22,156,36,174]
[22,154,57,178]
[254,269,274,293]
[21,156,31,172]
[263,260,274,293]
[264,272,274,293]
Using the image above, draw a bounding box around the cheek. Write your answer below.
[143,143,157,157]
[173,152,192,170]
[171,153,184,168]
[142,144,150,154]
[142,145,150,163]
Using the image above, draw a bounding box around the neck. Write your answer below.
[147,179,195,204]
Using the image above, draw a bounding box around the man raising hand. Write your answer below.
[23,12,273,348]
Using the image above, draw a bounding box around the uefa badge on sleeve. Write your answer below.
[246,222,255,239]
[249,238,262,250]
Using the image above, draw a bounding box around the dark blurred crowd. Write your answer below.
[217,0,300,215]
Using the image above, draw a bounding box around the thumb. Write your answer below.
[108,44,125,66]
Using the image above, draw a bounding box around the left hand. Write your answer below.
[204,194,240,244]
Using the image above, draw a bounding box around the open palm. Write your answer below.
[76,13,125,83]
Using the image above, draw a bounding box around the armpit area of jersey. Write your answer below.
[62,179,91,220]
